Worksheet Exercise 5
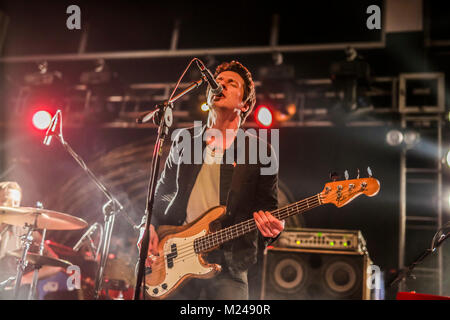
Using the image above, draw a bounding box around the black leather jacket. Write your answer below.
[147,124,279,272]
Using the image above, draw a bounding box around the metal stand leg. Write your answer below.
[28,229,46,300]
[93,201,116,299]
[13,226,34,300]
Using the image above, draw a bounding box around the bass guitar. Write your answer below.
[144,176,380,299]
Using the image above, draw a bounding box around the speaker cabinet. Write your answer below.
[261,247,371,300]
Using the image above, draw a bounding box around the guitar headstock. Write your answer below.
[320,176,380,208]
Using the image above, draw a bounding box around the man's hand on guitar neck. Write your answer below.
[137,223,160,266]
[253,210,285,238]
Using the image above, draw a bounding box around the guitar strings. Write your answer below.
[144,191,331,275]
[174,195,323,260]
[161,193,321,256]
[198,193,322,249]
[196,181,370,251]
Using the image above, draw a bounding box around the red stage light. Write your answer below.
[32,110,52,130]
[255,105,273,128]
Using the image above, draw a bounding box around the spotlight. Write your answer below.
[403,130,420,148]
[32,110,52,130]
[201,103,209,112]
[386,130,403,146]
[255,105,273,128]
[257,56,298,124]
[330,47,371,112]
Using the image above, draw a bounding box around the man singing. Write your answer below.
[138,60,284,299]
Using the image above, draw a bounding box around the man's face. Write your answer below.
[0,188,21,207]
[209,71,248,114]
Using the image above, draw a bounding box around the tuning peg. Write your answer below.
[367,167,373,177]
[356,168,360,179]
[329,171,340,182]
[344,170,349,180]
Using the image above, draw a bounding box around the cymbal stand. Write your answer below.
[28,228,47,300]
[13,220,36,299]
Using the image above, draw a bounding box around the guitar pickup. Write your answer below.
[166,243,178,269]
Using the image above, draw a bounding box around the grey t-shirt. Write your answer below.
[185,145,224,224]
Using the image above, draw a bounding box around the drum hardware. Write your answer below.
[12,219,37,299]
[0,206,88,230]
[102,258,136,300]
[7,250,73,269]
[73,222,103,261]
[28,223,46,300]
[0,204,87,299]
[104,258,136,288]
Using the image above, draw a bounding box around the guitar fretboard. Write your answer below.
[193,193,322,253]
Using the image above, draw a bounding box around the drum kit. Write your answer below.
[0,205,136,300]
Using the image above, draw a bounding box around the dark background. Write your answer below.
[0,0,449,300]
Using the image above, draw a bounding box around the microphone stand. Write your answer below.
[51,126,133,300]
[133,77,204,300]
[389,223,450,289]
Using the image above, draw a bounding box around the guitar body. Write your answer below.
[144,205,226,299]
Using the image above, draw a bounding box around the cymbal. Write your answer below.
[0,206,87,230]
[7,250,72,268]
[105,258,135,286]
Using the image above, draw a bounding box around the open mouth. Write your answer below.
[213,93,225,100]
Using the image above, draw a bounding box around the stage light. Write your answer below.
[32,110,52,130]
[330,47,371,112]
[255,105,273,128]
[201,103,209,112]
[386,130,403,146]
[403,130,420,148]
[257,56,298,124]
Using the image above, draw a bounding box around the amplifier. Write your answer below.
[273,228,367,253]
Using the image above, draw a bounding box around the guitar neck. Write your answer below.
[194,193,323,253]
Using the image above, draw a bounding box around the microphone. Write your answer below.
[196,60,222,96]
[43,111,60,146]
[73,223,99,252]
[0,277,16,290]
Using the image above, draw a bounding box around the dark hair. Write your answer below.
[212,60,256,124]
